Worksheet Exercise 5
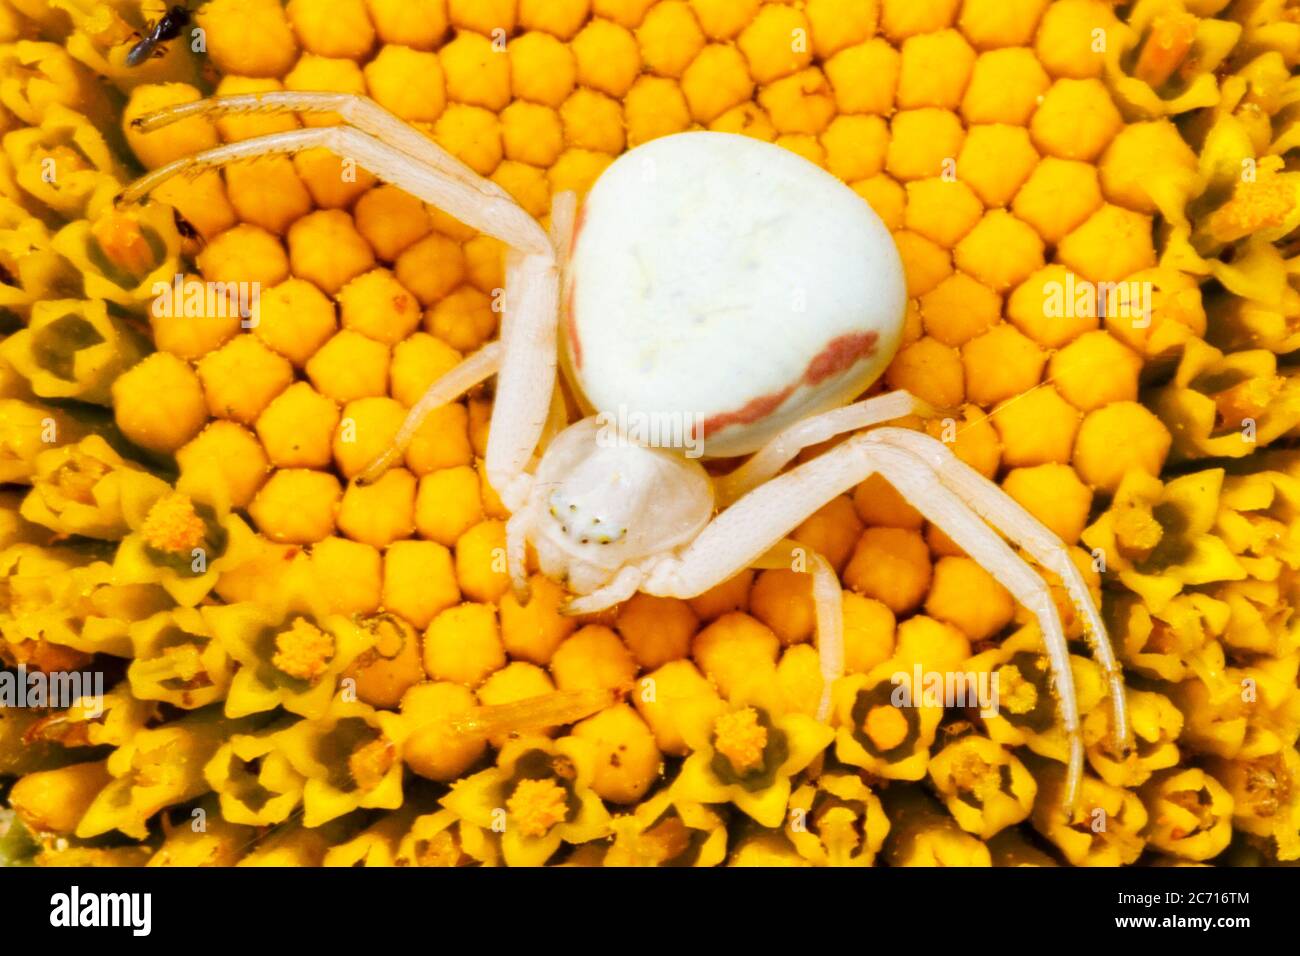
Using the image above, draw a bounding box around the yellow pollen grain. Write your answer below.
[348,736,395,791]
[161,643,206,683]
[415,832,464,867]
[131,746,179,789]
[140,491,207,554]
[713,706,769,773]
[950,751,999,803]
[816,806,862,852]
[1114,502,1164,555]
[863,704,909,751]
[507,776,570,837]
[1207,177,1294,243]
[271,617,335,683]
[996,665,1038,715]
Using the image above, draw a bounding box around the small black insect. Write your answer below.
[125,5,190,67]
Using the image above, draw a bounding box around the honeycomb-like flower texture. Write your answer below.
[0,0,1297,869]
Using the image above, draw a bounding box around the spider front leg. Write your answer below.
[118,110,569,584]
[869,427,1131,753]
[368,190,573,510]
[562,566,648,616]
[485,192,574,511]
[716,391,1130,757]
[646,434,1088,814]
[124,92,549,254]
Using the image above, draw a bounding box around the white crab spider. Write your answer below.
[121,91,1132,811]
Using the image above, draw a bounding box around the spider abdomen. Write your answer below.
[564,131,907,459]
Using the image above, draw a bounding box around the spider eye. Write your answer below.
[548,489,628,547]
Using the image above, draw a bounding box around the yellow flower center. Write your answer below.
[713,707,768,774]
[862,704,909,751]
[54,450,111,505]
[506,777,570,838]
[90,210,155,278]
[37,145,89,176]
[816,805,862,853]
[414,832,464,867]
[140,491,206,554]
[1114,500,1163,556]
[997,665,1039,715]
[1164,787,1215,839]
[160,643,205,683]
[1133,11,1198,87]
[271,618,335,683]
[606,816,691,867]
[348,736,395,791]
[1212,378,1280,433]
[1207,176,1295,244]
[1243,758,1283,817]
[950,752,1000,804]
[132,745,181,789]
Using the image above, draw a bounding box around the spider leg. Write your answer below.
[860,440,1085,816]
[561,565,646,616]
[750,539,843,721]
[118,124,564,519]
[549,189,578,267]
[870,426,1132,753]
[355,341,503,486]
[126,92,548,245]
[715,389,935,506]
[505,511,531,604]
[489,188,575,504]
[117,117,550,255]
[448,686,623,740]
[645,433,1086,814]
[489,242,560,512]
[808,552,843,721]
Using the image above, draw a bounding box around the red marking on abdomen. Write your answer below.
[700,385,796,438]
[699,331,879,439]
[805,331,878,385]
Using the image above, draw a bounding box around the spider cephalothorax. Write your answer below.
[527,418,713,596]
